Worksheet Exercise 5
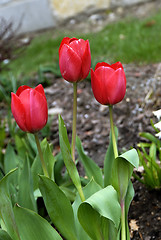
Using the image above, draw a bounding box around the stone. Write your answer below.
[111,0,149,7]
[48,107,63,115]
[0,0,56,34]
[50,0,111,19]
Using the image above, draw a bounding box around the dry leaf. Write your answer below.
[129,219,139,238]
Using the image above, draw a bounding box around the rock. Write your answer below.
[48,107,63,115]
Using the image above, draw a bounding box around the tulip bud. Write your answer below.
[91,62,126,105]
[11,84,48,133]
[59,37,91,82]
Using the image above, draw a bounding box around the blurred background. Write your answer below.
[0,0,161,79]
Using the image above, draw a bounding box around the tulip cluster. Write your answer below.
[10,36,134,240]
[59,37,126,105]
[11,37,126,134]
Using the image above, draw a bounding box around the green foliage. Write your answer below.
[0,230,13,240]
[58,115,139,239]
[17,156,37,212]
[104,127,118,187]
[87,12,161,64]
[0,74,30,104]
[0,169,20,240]
[14,205,63,240]
[73,180,102,240]
[39,176,77,240]
[78,185,121,240]
[0,120,6,175]
[76,136,103,187]
[58,115,83,197]
[134,126,161,190]
[0,112,140,240]
[4,33,63,77]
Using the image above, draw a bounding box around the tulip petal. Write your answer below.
[92,66,115,105]
[91,68,109,105]
[105,68,126,105]
[69,39,86,59]
[18,89,32,131]
[95,66,115,81]
[11,93,27,131]
[111,62,123,70]
[59,37,71,54]
[29,89,48,132]
[81,40,91,79]
[94,62,111,71]
[16,85,31,96]
[59,44,82,82]
[35,84,46,98]
[19,89,47,132]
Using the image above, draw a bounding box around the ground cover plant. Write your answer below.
[135,120,161,190]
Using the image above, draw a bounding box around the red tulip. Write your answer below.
[59,37,91,82]
[91,62,126,105]
[11,84,48,133]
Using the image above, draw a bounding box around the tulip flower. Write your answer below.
[11,84,48,133]
[91,61,126,105]
[59,37,91,82]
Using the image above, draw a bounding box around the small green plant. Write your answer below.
[134,121,161,190]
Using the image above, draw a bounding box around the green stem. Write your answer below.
[77,186,85,202]
[109,106,127,239]
[121,200,126,240]
[71,82,77,163]
[109,105,118,158]
[34,133,49,178]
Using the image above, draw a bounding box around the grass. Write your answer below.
[3,9,161,78]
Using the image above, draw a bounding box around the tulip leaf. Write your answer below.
[115,148,139,201]
[4,143,19,174]
[4,143,19,191]
[14,205,62,240]
[43,139,56,180]
[31,154,43,190]
[120,148,139,168]
[58,115,82,193]
[31,138,56,190]
[15,135,34,161]
[0,230,13,240]
[39,175,77,240]
[104,127,118,187]
[59,185,76,202]
[124,181,135,240]
[27,133,37,155]
[72,179,102,240]
[17,155,37,212]
[54,152,65,185]
[0,169,20,240]
[78,185,121,240]
[76,136,103,187]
